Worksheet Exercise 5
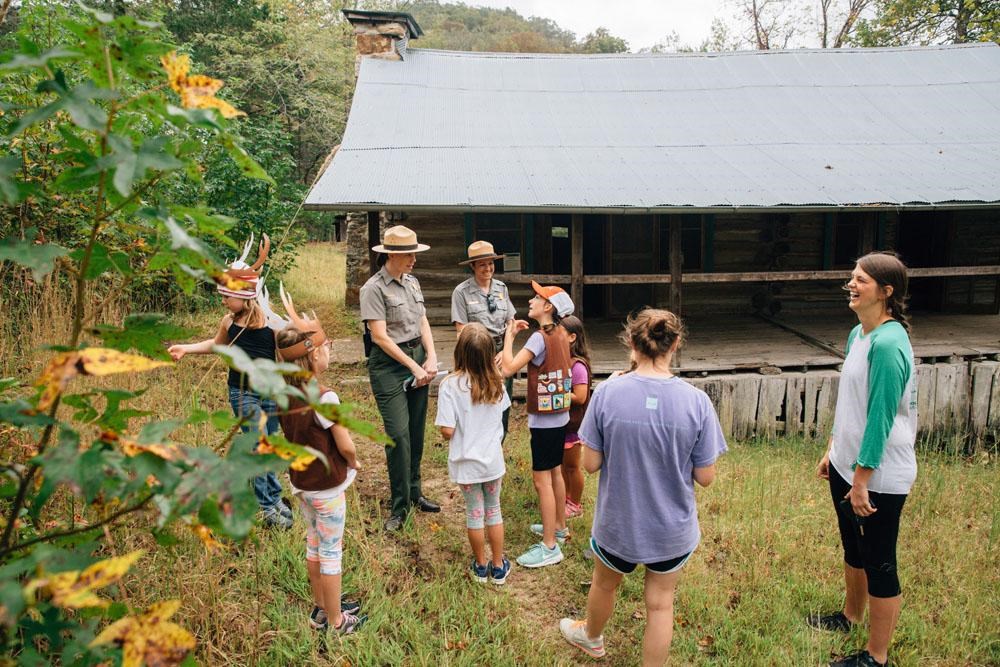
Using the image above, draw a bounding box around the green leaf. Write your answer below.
[0,47,80,72]
[0,378,19,395]
[166,104,222,130]
[0,235,69,281]
[63,393,99,423]
[90,314,190,360]
[314,400,392,445]
[0,399,56,427]
[212,345,302,406]
[96,389,149,433]
[0,156,22,204]
[138,419,184,444]
[221,134,275,186]
[108,135,183,197]
[68,243,133,280]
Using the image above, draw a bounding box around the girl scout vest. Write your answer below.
[566,357,592,433]
[278,392,349,492]
[527,325,573,415]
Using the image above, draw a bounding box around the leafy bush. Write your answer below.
[0,5,380,664]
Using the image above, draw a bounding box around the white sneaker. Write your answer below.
[559,618,606,658]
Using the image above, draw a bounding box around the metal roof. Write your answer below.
[305,43,1000,212]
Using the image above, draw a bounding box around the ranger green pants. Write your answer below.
[368,343,428,518]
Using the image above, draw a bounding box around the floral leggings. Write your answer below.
[299,491,346,576]
[458,478,503,530]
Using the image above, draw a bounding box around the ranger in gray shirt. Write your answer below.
[451,240,516,435]
[360,226,440,531]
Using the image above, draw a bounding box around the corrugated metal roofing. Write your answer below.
[305,44,1000,211]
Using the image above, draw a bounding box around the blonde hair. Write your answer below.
[275,326,316,387]
[452,323,504,404]
[234,298,266,329]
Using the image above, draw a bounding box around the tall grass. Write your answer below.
[5,243,998,665]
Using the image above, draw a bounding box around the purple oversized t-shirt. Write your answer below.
[579,373,727,563]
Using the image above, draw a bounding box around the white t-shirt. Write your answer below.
[435,374,510,484]
[291,390,357,499]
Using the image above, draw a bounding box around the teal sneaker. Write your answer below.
[516,542,563,568]
[530,524,568,544]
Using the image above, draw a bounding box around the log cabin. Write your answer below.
[305,10,1000,443]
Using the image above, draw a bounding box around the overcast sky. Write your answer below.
[465,0,731,51]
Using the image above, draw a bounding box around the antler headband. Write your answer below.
[276,283,328,361]
[218,232,270,298]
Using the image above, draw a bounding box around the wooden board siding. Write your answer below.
[944,209,1000,313]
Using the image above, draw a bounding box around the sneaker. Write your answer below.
[279,498,294,519]
[516,542,563,568]
[332,610,366,635]
[309,605,328,630]
[261,506,292,530]
[341,598,362,615]
[529,524,569,544]
[582,545,594,561]
[559,618,606,659]
[565,499,583,519]
[470,559,489,583]
[807,611,854,633]
[489,557,511,585]
[830,650,885,667]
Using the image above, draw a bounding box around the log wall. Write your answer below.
[684,360,1000,445]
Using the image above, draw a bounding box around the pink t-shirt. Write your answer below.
[565,360,590,443]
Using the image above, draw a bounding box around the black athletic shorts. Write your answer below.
[529,426,566,471]
[829,466,907,598]
[590,537,692,575]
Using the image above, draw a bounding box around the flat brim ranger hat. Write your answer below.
[371,225,430,254]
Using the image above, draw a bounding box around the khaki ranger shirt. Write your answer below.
[450,277,515,338]
[360,266,426,344]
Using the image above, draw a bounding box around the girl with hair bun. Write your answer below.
[811,252,917,667]
[560,308,727,664]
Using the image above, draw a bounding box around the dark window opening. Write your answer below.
[475,213,521,273]
[658,216,704,272]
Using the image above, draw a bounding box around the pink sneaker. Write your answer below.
[565,499,583,519]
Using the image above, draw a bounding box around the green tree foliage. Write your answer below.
[854,0,1000,45]
[579,26,629,53]
[0,6,383,663]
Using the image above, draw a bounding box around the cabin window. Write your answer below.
[825,212,877,269]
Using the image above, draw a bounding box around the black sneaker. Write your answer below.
[830,650,886,667]
[309,605,328,630]
[807,611,854,633]
[341,597,362,615]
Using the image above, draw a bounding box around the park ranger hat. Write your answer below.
[458,240,504,265]
[371,225,430,254]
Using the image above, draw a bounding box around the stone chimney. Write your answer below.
[342,9,423,73]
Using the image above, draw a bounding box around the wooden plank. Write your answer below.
[571,214,583,315]
[933,364,970,432]
[731,377,761,441]
[669,215,682,315]
[703,214,715,272]
[577,266,1000,285]
[816,375,838,437]
[785,376,804,436]
[804,375,821,437]
[698,379,734,439]
[969,362,998,435]
[916,365,937,434]
[757,313,846,359]
[989,365,1000,430]
[756,377,786,437]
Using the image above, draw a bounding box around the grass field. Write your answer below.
[6,243,999,665]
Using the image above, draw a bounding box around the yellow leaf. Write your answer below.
[191,524,223,552]
[212,271,252,291]
[91,599,195,667]
[78,348,171,376]
[119,438,182,462]
[35,351,80,411]
[159,51,190,94]
[185,93,245,119]
[25,550,144,610]
[258,434,317,471]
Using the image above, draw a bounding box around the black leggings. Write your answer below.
[829,466,907,598]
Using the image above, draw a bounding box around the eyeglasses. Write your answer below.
[485,293,497,314]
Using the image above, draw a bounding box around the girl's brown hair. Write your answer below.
[560,315,591,367]
[621,308,685,361]
[276,326,315,387]
[452,323,504,404]
[856,251,911,333]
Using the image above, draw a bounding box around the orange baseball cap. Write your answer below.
[531,280,575,317]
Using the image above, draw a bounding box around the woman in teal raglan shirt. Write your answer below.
[813,252,917,667]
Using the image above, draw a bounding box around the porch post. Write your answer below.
[367,211,380,276]
[669,215,682,315]
[571,214,584,315]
